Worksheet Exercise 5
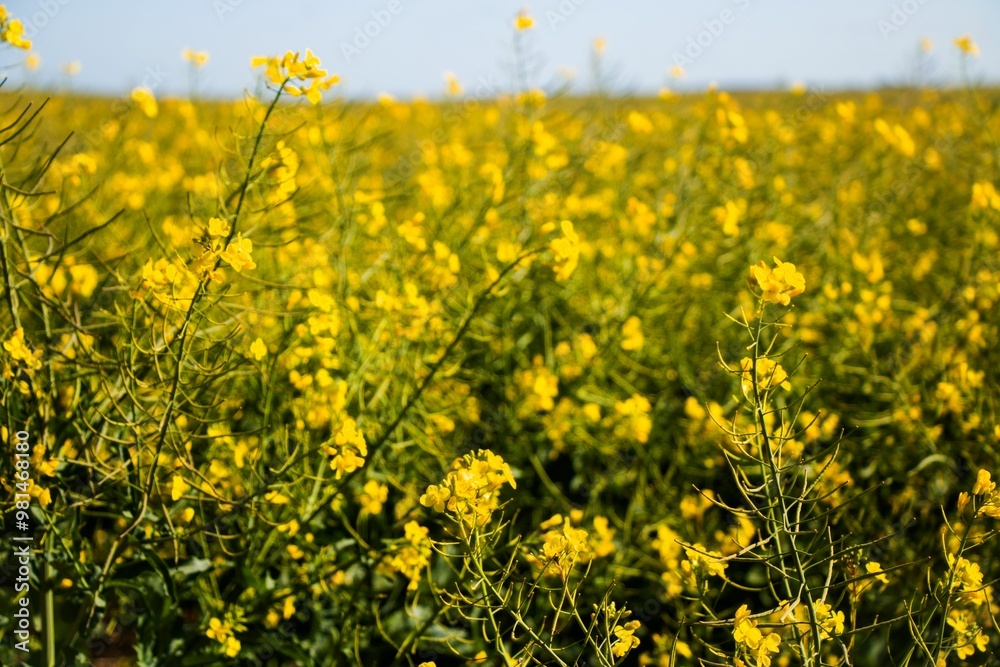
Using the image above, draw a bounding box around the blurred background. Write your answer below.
[8,0,1000,98]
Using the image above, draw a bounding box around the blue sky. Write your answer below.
[10,0,1000,99]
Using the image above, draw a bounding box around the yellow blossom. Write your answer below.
[954,35,979,56]
[514,11,535,31]
[208,216,231,237]
[219,234,257,272]
[250,337,267,361]
[621,316,644,351]
[130,87,158,118]
[611,620,641,657]
[550,220,580,281]
[749,257,806,306]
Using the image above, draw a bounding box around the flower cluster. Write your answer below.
[611,620,641,658]
[0,6,31,50]
[958,469,1000,519]
[205,617,241,658]
[733,605,781,667]
[3,327,42,374]
[740,356,792,394]
[326,417,368,479]
[812,601,845,640]
[130,87,158,118]
[748,257,806,306]
[137,256,200,309]
[680,543,727,588]
[419,449,516,528]
[549,219,580,281]
[379,520,432,591]
[251,49,340,104]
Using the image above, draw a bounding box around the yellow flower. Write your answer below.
[713,199,745,236]
[733,605,781,667]
[972,469,995,495]
[130,87,158,118]
[971,181,1000,210]
[206,617,231,642]
[954,35,979,56]
[733,605,762,647]
[419,449,516,528]
[183,49,210,68]
[250,337,267,361]
[514,11,535,31]
[223,636,241,657]
[611,620,641,657]
[264,490,290,504]
[740,357,792,393]
[620,316,644,351]
[219,234,257,272]
[3,327,42,371]
[327,417,368,479]
[866,561,889,584]
[1,12,31,50]
[550,220,580,281]
[814,601,845,639]
[443,71,463,96]
[252,49,339,104]
[170,475,189,501]
[208,216,231,237]
[356,479,388,515]
[749,257,806,305]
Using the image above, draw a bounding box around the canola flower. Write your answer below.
[379,520,432,590]
[251,49,340,104]
[954,34,979,56]
[205,617,241,658]
[0,6,31,50]
[219,234,257,272]
[3,327,42,372]
[514,10,535,31]
[740,356,792,393]
[130,87,158,118]
[420,449,516,528]
[327,417,368,479]
[748,257,806,306]
[549,219,580,281]
[733,605,781,667]
[611,620,641,657]
[183,48,210,68]
[958,469,1000,519]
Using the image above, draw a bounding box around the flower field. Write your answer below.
[1,10,999,667]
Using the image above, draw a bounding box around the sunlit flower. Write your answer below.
[514,10,535,31]
[954,35,979,56]
[749,257,806,306]
[0,8,31,50]
[130,87,158,118]
[219,234,256,272]
[183,48,210,68]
